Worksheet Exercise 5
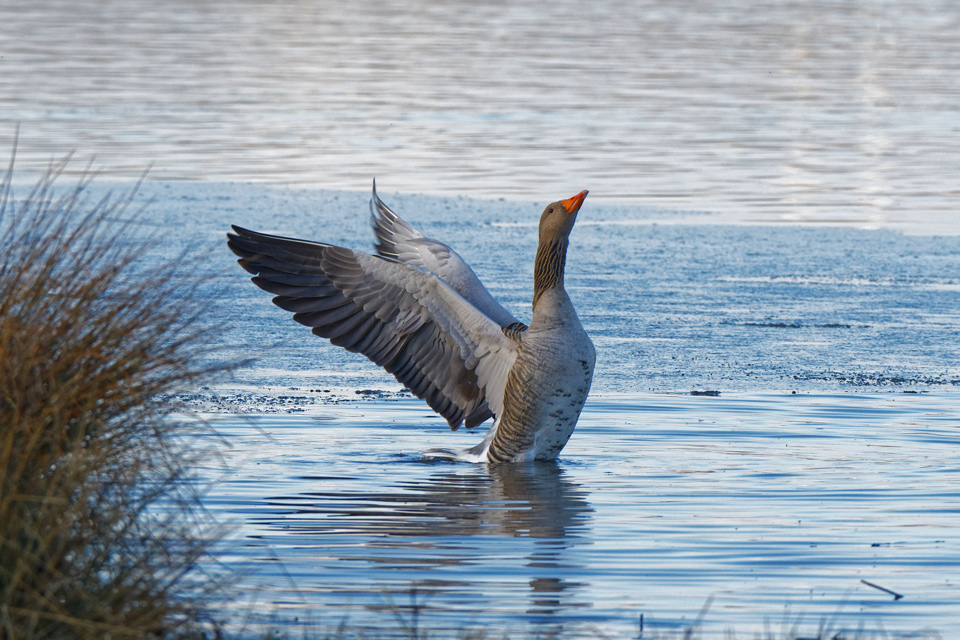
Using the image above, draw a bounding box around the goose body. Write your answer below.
[467,286,595,462]
[227,184,595,462]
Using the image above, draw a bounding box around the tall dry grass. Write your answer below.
[0,150,226,639]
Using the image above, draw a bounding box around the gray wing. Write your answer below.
[227,226,519,430]
[370,181,525,330]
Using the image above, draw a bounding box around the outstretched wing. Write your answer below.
[227,226,519,430]
[370,181,525,329]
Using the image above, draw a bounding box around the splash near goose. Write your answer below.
[227,184,595,462]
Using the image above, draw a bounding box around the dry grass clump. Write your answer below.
[0,152,225,639]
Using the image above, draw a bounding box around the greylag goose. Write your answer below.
[226,184,595,462]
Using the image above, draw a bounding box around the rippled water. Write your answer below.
[142,181,959,396]
[117,178,956,637]
[2,168,954,637]
[5,1,959,635]
[2,0,960,233]
[195,393,958,637]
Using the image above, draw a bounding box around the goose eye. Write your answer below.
[548,207,554,213]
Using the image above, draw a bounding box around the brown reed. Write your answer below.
[0,150,226,639]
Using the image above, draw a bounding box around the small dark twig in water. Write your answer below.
[861,579,904,600]
[683,596,714,639]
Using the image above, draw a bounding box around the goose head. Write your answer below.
[538,190,588,242]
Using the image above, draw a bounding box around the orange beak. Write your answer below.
[560,190,588,214]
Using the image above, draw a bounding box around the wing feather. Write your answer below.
[370,183,525,330]
[227,225,518,430]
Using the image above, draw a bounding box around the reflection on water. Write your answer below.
[254,463,593,625]
[2,0,959,233]
[274,464,589,539]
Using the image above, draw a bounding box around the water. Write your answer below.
[132,180,958,637]
[195,393,959,637]
[142,181,960,397]
[2,0,960,234]
[3,1,959,635]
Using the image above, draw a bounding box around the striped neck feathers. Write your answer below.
[533,238,567,307]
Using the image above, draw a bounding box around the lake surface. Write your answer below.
[145,180,959,399]
[3,0,958,636]
[133,179,958,638]
[2,0,960,234]
[193,392,959,638]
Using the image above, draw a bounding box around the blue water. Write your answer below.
[2,0,960,234]
[142,179,958,638]
[2,173,944,635]
[194,393,959,638]
[136,180,960,398]
[3,0,959,635]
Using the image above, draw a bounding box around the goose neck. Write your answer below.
[533,238,567,307]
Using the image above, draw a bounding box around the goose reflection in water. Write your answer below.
[253,463,594,626]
